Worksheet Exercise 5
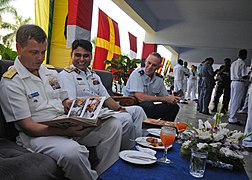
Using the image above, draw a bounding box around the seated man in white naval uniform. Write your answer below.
[0,25,123,180]
[59,39,147,150]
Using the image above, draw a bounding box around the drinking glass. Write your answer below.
[159,126,176,163]
[176,121,188,143]
[189,149,208,178]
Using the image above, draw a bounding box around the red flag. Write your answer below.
[141,43,157,59]
[66,0,93,47]
[93,9,121,70]
[128,32,137,58]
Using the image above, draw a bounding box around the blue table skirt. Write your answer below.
[99,143,249,180]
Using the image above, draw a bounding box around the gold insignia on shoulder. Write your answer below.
[45,64,55,69]
[64,66,76,73]
[3,67,17,79]
[74,68,80,74]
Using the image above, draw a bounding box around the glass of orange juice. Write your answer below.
[159,126,176,163]
[176,121,188,143]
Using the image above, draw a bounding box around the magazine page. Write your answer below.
[81,96,106,120]
[67,98,88,117]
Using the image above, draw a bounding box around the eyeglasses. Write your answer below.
[74,53,90,58]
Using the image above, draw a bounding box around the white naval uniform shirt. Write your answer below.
[0,58,68,124]
[59,65,110,100]
[123,67,167,97]
[173,64,187,81]
[231,58,248,81]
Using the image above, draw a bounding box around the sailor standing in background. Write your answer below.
[228,49,248,125]
[243,66,252,148]
[201,57,215,115]
[173,59,189,104]
[197,59,207,112]
[182,61,190,100]
[186,65,197,101]
[211,58,231,114]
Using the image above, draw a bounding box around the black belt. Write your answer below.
[232,80,245,82]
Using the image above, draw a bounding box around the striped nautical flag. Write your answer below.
[93,9,121,70]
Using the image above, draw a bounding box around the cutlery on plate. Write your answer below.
[129,138,146,143]
[127,155,156,161]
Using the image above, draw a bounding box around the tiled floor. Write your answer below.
[175,100,252,179]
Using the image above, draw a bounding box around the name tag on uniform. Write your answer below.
[77,77,87,85]
[28,92,39,99]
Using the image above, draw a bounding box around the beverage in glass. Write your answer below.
[159,126,176,163]
[189,149,208,178]
[176,121,188,143]
[176,122,187,133]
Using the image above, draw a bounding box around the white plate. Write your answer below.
[147,128,161,137]
[135,137,172,150]
[119,150,157,165]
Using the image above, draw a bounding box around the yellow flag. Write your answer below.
[35,0,71,67]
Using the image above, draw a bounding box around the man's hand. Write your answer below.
[62,99,73,113]
[64,125,93,137]
[163,95,180,104]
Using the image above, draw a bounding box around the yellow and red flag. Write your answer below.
[35,0,94,67]
[93,9,121,70]
[156,57,165,74]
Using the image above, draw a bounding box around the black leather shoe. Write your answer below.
[244,147,252,152]
[228,121,243,126]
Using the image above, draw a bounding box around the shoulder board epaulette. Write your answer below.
[44,64,55,69]
[155,73,163,78]
[63,66,80,74]
[3,67,17,79]
[138,70,144,76]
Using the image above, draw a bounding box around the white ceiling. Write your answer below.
[113,0,252,64]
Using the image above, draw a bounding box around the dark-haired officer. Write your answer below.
[59,39,147,149]
[212,58,231,113]
[123,52,180,121]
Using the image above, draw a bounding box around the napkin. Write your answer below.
[135,145,157,156]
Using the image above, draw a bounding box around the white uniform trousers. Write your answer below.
[113,112,135,150]
[113,106,146,150]
[229,81,245,123]
[186,80,197,100]
[182,79,188,94]
[17,118,122,180]
[174,80,183,92]
[125,106,147,137]
[243,85,252,147]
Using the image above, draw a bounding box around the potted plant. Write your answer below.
[105,55,141,92]
[0,43,17,60]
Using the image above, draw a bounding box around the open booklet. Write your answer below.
[41,96,119,128]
